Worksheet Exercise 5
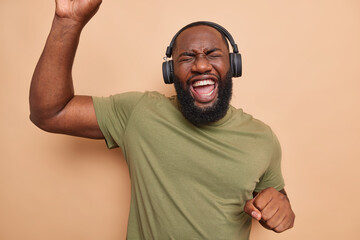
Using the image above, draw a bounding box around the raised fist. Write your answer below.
[55,0,102,24]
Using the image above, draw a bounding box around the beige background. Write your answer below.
[1,0,359,239]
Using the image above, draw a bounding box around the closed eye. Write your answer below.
[178,52,196,62]
[179,57,194,62]
[206,48,223,58]
[208,54,222,58]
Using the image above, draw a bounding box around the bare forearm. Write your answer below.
[30,16,84,126]
[29,0,103,139]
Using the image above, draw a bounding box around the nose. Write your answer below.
[191,55,212,73]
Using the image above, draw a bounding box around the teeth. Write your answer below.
[192,80,215,87]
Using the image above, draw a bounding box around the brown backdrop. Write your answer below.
[1,0,359,239]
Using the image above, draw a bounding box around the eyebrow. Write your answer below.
[205,48,222,54]
[179,52,196,57]
[178,48,223,58]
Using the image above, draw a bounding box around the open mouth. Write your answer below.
[190,78,218,104]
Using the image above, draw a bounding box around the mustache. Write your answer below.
[186,73,221,85]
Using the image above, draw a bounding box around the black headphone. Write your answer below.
[162,21,242,84]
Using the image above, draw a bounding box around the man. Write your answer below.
[30,0,295,239]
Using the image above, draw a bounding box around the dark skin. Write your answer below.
[30,0,295,233]
[172,27,295,233]
[29,0,103,138]
[249,188,295,233]
[172,26,230,108]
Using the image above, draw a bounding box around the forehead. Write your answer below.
[173,25,228,53]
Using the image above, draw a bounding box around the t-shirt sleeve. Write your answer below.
[92,92,145,149]
[254,131,285,192]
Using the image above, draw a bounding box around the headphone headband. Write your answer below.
[162,21,242,84]
[165,21,239,58]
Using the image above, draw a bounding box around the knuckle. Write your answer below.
[243,201,252,212]
[261,212,271,221]
[243,205,250,213]
[278,192,289,202]
[279,193,287,201]
[264,220,276,229]
[254,201,263,210]
[253,198,265,210]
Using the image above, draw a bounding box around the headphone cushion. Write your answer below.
[230,53,242,77]
[162,60,174,84]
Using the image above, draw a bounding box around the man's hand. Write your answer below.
[244,187,295,233]
[55,0,102,25]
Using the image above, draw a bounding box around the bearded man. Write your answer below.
[29,0,295,239]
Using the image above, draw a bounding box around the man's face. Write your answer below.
[172,25,233,125]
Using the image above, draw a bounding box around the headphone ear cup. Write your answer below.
[230,53,242,77]
[162,60,174,84]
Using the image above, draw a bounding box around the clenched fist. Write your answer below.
[55,0,102,25]
[244,187,295,233]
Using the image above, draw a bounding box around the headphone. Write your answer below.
[162,21,242,84]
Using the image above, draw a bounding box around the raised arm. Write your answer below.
[29,0,103,139]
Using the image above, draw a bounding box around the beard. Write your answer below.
[173,70,233,125]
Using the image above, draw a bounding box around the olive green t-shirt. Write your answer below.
[92,91,284,240]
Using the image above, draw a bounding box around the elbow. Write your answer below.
[29,100,61,133]
[29,113,55,133]
[29,98,47,131]
[29,113,45,131]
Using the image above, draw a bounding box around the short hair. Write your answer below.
[172,22,230,53]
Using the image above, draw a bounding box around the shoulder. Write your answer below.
[93,91,168,106]
[230,106,273,133]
